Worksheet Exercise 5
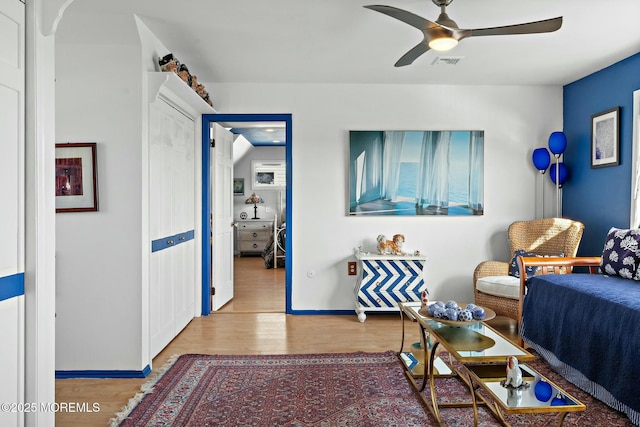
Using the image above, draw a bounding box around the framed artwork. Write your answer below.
[591,107,620,168]
[349,130,484,216]
[251,160,285,190]
[55,142,98,212]
[233,178,245,196]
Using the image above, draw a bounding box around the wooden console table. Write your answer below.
[353,252,428,322]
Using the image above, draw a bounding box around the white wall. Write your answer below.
[233,145,286,222]
[208,82,563,310]
[54,7,208,373]
[55,14,145,370]
[53,5,564,367]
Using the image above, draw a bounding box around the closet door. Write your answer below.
[172,115,195,331]
[149,99,196,357]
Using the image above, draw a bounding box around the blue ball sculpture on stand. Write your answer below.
[532,148,551,173]
[548,131,567,157]
[549,162,568,187]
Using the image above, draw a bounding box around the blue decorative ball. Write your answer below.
[459,309,473,321]
[534,380,553,402]
[427,304,437,316]
[551,395,567,406]
[472,307,486,320]
[432,306,446,318]
[445,300,458,309]
[444,308,458,321]
[465,303,477,311]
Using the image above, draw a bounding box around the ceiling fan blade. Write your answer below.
[468,16,562,37]
[364,5,433,30]
[395,41,430,67]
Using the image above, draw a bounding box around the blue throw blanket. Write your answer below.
[521,273,640,426]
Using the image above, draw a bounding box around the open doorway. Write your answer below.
[201,114,292,316]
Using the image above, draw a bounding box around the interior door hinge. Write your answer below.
[210,138,215,147]
[211,287,215,296]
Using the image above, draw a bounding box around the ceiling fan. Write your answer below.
[364,0,562,67]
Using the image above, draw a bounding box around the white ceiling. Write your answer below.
[63,0,640,87]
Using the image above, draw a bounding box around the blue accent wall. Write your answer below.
[563,52,640,256]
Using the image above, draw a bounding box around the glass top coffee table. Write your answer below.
[397,302,585,426]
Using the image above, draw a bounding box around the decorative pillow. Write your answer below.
[600,227,640,280]
[508,249,564,278]
[508,249,541,278]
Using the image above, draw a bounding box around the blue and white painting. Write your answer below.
[349,130,484,216]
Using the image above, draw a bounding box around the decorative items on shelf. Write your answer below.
[425,301,486,322]
[421,290,429,308]
[245,193,264,219]
[500,355,530,407]
[531,131,568,217]
[376,233,407,255]
[158,53,213,106]
[503,356,523,388]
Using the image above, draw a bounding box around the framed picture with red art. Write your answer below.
[55,142,98,213]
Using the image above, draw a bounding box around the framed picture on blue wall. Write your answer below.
[591,107,620,168]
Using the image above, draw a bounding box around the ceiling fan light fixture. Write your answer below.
[428,36,458,51]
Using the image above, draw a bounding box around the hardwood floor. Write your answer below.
[55,257,414,426]
[217,256,285,313]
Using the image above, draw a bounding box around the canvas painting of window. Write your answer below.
[349,130,484,216]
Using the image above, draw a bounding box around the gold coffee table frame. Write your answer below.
[397,302,585,426]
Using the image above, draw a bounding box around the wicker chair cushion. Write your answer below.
[476,275,520,299]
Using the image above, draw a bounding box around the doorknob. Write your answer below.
[231,222,237,228]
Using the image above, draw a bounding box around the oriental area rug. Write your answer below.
[110,351,633,426]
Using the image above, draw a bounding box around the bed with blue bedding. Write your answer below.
[519,259,640,426]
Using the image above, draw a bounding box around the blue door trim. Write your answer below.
[0,273,25,302]
[201,113,293,315]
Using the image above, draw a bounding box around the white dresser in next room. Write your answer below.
[237,219,273,255]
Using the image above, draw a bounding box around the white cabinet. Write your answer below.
[354,253,428,322]
[237,220,272,255]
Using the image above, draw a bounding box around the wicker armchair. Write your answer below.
[473,218,585,320]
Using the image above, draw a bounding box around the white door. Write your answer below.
[210,123,234,310]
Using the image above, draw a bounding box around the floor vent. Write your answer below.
[432,56,464,66]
